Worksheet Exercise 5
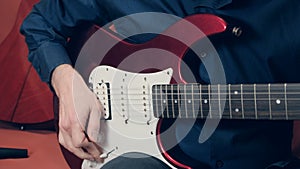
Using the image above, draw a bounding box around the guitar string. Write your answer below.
[102,101,300,111]
[93,85,300,117]
[93,89,300,95]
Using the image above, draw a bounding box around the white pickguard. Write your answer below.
[82,66,174,169]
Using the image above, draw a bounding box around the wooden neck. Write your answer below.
[152,83,300,120]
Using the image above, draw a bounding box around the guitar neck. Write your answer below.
[152,83,300,120]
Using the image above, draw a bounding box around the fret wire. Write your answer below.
[159,85,163,118]
[192,84,195,119]
[285,83,288,120]
[269,84,286,120]
[254,84,258,119]
[184,85,188,118]
[160,85,164,118]
[241,84,244,119]
[165,85,169,118]
[208,84,212,118]
[200,84,203,118]
[160,85,163,118]
[177,85,181,118]
[268,84,272,119]
[228,84,232,119]
[171,85,175,118]
[154,85,158,118]
[218,84,222,118]
[158,85,161,118]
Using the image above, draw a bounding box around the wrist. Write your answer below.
[51,64,75,98]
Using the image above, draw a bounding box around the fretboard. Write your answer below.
[152,83,300,120]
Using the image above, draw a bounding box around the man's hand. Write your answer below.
[52,64,103,162]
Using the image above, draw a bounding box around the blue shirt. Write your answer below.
[21,0,300,168]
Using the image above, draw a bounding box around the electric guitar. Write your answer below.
[66,14,300,169]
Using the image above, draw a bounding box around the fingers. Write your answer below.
[81,137,103,162]
[72,122,103,162]
[58,109,102,162]
[58,127,95,161]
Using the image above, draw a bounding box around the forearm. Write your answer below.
[20,0,104,84]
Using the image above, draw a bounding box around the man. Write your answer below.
[21,0,300,168]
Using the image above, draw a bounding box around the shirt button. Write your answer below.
[216,160,224,168]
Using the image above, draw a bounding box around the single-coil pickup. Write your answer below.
[95,83,111,120]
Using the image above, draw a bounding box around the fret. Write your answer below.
[183,84,188,118]
[170,85,175,118]
[191,84,196,118]
[172,85,180,118]
[159,85,165,118]
[209,84,221,119]
[284,83,288,120]
[218,84,222,118]
[208,84,212,118]
[286,84,300,120]
[177,84,186,118]
[152,85,159,118]
[256,84,270,119]
[165,85,170,118]
[178,85,184,118]
[268,84,272,119]
[228,84,232,119]
[175,85,181,118]
[230,84,243,119]
[201,84,209,118]
[192,84,202,119]
[217,84,228,119]
[269,84,286,120]
[184,84,195,118]
[240,84,245,119]
[254,84,257,119]
[222,84,230,119]
[242,84,256,119]
[199,84,203,118]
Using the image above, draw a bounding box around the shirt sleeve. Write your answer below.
[20,0,106,83]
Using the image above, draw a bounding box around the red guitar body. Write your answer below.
[65,14,234,168]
